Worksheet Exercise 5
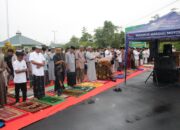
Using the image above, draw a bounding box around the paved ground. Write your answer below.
[22,70,180,130]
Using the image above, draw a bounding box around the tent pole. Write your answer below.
[124,35,129,84]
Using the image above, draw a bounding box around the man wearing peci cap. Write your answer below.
[13,50,27,103]
[29,46,46,99]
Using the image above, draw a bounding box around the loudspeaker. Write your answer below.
[150,40,159,58]
[163,44,172,56]
[154,54,178,83]
[154,55,176,70]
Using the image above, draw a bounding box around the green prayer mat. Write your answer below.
[37,96,65,106]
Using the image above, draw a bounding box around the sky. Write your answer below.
[0,0,180,45]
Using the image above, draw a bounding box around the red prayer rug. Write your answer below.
[13,100,51,113]
[0,106,27,122]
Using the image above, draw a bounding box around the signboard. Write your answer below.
[125,25,147,48]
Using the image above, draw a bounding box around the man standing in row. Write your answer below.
[76,45,85,83]
[29,46,45,99]
[13,50,27,103]
[86,46,97,81]
[53,48,66,95]
[66,46,76,87]
[47,47,55,83]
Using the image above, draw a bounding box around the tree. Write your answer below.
[64,20,125,48]
[94,21,118,48]
[2,41,15,54]
[65,36,79,48]
[94,27,105,48]
[80,27,92,42]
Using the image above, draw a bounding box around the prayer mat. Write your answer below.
[63,89,86,97]
[46,90,70,99]
[94,80,109,84]
[60,94,70,99]
[114,74,125,79]
[0,106,27,122]
[77,82,104,88]
[13,100,51,113]
[137,68,144,71]
[37,96,65,106]
[7,93,15,98]
[7,97,16,105]
[143,64,153,68]
[69,86,95,92]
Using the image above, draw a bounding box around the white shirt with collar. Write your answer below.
[13,60,27,83]
[133,50,140,60]
[29,51,45,76]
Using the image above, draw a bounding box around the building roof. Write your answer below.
[49,42,63,48]
[0,31,43,47]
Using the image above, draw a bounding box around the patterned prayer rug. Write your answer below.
[77,82,104,88]
[63,89,86,97]
[67,86,95,92]
[46,90,70,99]
[13,100,51,113]
[37,96,65,106]
[7,97,16,105]
[0,106,27,122]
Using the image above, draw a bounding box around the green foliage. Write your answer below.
[64,21,125,48]
[80,27,92,42]
[159,41,180,52]
[64,36,79,48]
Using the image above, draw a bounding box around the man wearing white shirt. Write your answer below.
[133,48,140,68]
[105,48,112,59]
[13,50,27,103]
[29,46,45,99]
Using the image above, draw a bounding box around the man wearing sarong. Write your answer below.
[65,46,76,87]
[53,48,66,95]
[86,46,97,81]
[29,46,45,99]
[75,45,85,83]
[0,49,6,108]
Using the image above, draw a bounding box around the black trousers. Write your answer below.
[67,72,76,86]
[33,75,45,99]
[15,83,27,102]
